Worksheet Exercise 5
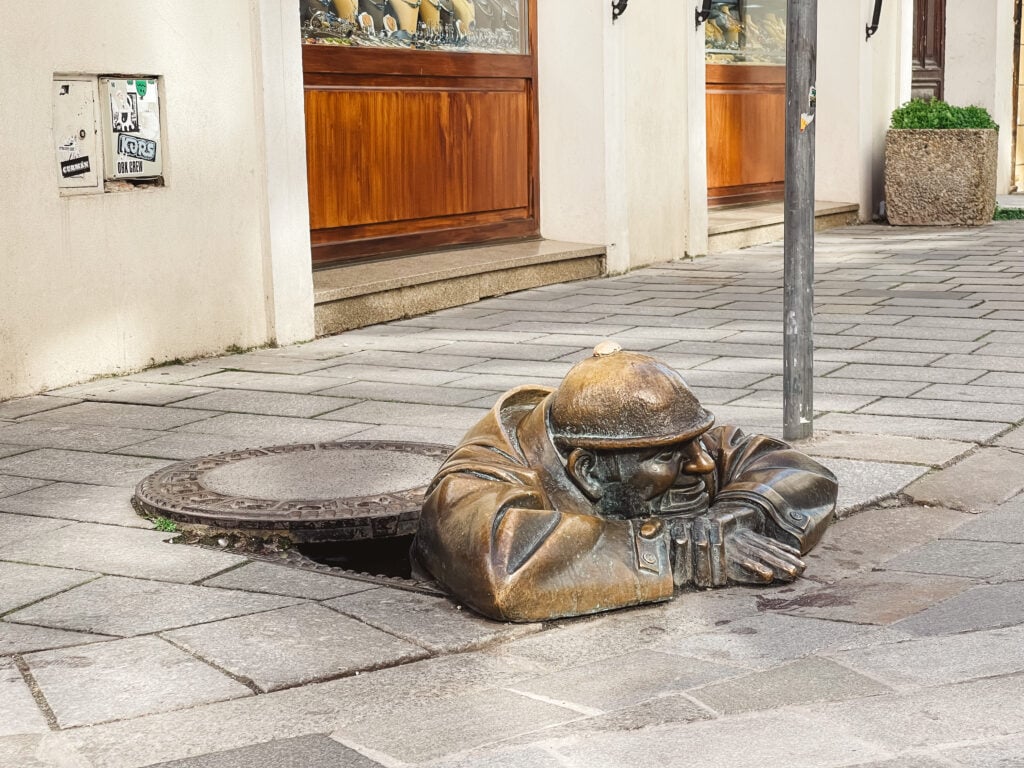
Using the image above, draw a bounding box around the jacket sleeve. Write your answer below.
[702,426,838,554]
[414,461,674,623]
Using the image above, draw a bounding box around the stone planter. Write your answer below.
[884,129,997,226]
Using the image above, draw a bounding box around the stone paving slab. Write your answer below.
[881,539,1024,582]
[903,448,1024,513]
[824,458,929,514]
[0,421,164,452]
[47,380,216,406]
[823,363,983,385]
[858,397,1024,423]
[201,561,379,600]
[794,432,972,467]
[0,522,245,583]
[24,401,214,431]
[944,497,1024,543]
[115,433,285,461]
[331,688,579,764]
[172,413,370,443]
[312,363,469,386]
[0,449,171,487]
[25,636,252,728]
[324,588,539,654]
[163,603,427,692]
[995,423,1024,448]
[0,511,75,546]
[0,658,49,736]
[895,581,1024,636]
[149,735,385,768]
[0,396,82,420]
[0,482,147,528]
[509,650,742,713]
[199,354,345,375]
[0,621,111,655]
[0,444,32,459]
[316,380,499,406]
[317,401,488,431]
[7,575,301,636]
[942,732,1024,766]
[0,561,98,614]
[767,570,974,625]
[828,625,1024,691]
[184,371,348,395]
[753,374,928,397]
[813,413,1007,442]
[0,474,51,498]
[688,656,891,715]
[915,381,1024,405]
[169,390,355,418]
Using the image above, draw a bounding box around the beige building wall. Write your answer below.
[1017,26,1024,190]
[0,0,314,401]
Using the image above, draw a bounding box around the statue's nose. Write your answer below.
[683,445,715,475]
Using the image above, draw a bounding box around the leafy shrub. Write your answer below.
[994,206,1024,220]
[890,99,998,130]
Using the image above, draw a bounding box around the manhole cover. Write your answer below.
[134,441,452,542]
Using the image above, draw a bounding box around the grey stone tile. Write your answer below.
[822,458,929,513]
[315,380,498,406]
[25,636,252,728]
[973,371,1024,389]
[7,576,301,636]
[162,603,426,692]
[0,482,147,528]
[0,474,51,498]
[124,361,229,384]
[946,500,1024,544]
[0,562,97,614]
[311,363,468,386]
[858,397,1024,423]
[0,449,171,486]
[0,512,75,546]
[170,390,352,418]
[0,396,82,420]
[0,421,163,452]
[202,561,377,600]
[829,625,1024,691]
[652,613,882,670]
[753,374,929,397]
[428,340,585,361]
[0,658,48,736]
[768,570,973,625]
[941,732,1024,767]
[115,433,278,460]
[0,445,32,459]
[995,423,1024,449]
[0,621,110,655]
[331,688,578,764]
[841,323,988,341]
[318,401,487,431]
[185,371,346,394]
[328,349,490,371]
[454,359,576,378]
[856,337,984,354]
[904,448,1024,512]
[173,413,369,444]
[442,372,564,391]
[816,349,945,367]
[24,401,213,430]
[0,522,245,582]
[510,650,743,712]
[558,693,713,734]
[813,413,1006,442]
[895,581,1024,636]
[689,656,890,715]
[938,353,1024,373]
[824,364,983,384]
[915,382,1024,405]
[882,539,1024,582]
[325,588,538,653]
[201,354,343,375]
[728,390,878,412]
[148,735,385,768]
[346,424,463,446]
[49,380,215,406]
[794,433,973,468]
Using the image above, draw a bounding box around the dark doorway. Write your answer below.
[912,0,946,100]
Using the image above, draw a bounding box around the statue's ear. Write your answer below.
[567,448,603,501]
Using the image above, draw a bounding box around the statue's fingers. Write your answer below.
[740,558,775,583]
[754,549,806,580]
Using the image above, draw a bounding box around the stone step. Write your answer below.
[708,200,860,254]
[313,240,605,337]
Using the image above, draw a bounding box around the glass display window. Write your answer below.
[301,0,528,54]
[705,0,786,65]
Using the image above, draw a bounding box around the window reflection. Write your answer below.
[705,0,786,65]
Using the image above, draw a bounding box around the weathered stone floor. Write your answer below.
[3,223,1024,766]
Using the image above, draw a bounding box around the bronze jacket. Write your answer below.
[413,386,837,622]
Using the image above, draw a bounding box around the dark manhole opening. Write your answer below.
[298,535,416,580]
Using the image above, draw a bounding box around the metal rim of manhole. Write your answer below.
[133,440,453,543]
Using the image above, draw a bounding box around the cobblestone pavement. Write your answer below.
[4,224,1024,767]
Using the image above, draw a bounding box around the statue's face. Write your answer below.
[588,438,715,520]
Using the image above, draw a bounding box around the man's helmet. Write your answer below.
[548,341,714,450]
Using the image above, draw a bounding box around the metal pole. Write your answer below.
[783,0,817,441]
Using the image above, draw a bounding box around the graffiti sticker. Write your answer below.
[110,91,139,133]
[117,132,157,162]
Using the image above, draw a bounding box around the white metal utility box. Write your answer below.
[99,77,162,180]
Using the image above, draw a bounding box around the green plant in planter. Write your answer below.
[885,99,999,226]
[890,99,998,130]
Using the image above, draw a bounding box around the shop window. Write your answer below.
[301,0,527,55]
[705,0,786,65]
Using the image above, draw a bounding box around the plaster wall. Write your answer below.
[0,0,313,401]
[945,0,1016,193]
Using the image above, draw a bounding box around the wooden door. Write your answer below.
[912,0,946,100]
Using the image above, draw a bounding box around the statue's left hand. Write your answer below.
[695,502,806,586]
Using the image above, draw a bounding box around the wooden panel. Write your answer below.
[912,0,945,101]
[705,65,786,205]
[305,85,530,232]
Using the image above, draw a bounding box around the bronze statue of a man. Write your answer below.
[413,342,837,622]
